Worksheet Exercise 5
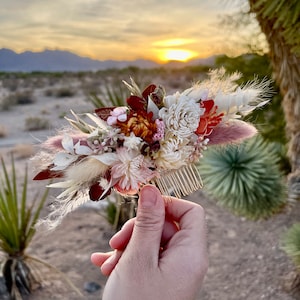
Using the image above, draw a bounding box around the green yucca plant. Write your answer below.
[198,135,287,219]
[0,155,48,299]
[89,81,129,108]
[0,156,82,299]
[282,223,300,268]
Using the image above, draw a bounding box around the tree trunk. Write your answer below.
[249,0,300,200]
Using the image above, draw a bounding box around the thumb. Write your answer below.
[126,185,165,260]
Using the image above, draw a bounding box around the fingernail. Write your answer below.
[140,185,158,208]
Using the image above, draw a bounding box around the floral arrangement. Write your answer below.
[32,69,269,227]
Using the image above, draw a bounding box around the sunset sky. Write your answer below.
[0,0,249,63]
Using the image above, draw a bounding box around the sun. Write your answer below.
[159,49,197,62]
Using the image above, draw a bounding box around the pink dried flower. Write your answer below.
[153,119,165,141]
[107,106,128,125]
[111,147,156,193]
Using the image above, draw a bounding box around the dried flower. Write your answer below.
[111,148,156,193]
[33,71,270,227]
[159,93,203,139]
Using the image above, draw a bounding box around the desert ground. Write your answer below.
[0,70,299,300]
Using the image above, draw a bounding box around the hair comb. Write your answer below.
[32,68,270,227]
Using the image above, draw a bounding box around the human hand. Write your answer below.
[91,185,208,300]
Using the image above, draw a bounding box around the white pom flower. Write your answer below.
[123,132,143,150]
[159,94,203,139]
[155,134,194,170]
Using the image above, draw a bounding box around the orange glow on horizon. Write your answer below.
[158,49,198,62]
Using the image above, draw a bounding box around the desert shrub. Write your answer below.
[9,89,36,105]
[24,117,50,131]
[0,125,7,138]
[1,78,19,92]
[282,223,300,268]
[55,87,75,98]
[59,111,67,119]
[44,88,54,97]
[0,82,12,111]
[10,144,35,159]
[198,134,287,219]
[40,109,50,115]
[0,96,14,111]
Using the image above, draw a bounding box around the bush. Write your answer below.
[24,117,50,131]
[44,88,54,97]
[0,125,7,137]
[9,89,36,105]
[0,95,14,111]
[282,223,300,268]
[55,87,75,98]
[198,135,287,219]
[0,82,12,111]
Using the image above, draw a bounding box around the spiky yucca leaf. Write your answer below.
[89,82,128,108]
[0,156,49,299]
[198,135,287,219]
[282,223,300,268]
[0,156,48,256]
[0,156,82,299]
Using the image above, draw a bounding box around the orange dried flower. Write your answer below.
[117,111,157,144]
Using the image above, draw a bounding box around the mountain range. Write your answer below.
[0,48,216,72]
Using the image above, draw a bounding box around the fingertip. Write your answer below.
[109,218,135,250]
[139,185,164,209]
[90,251,113,267]
[90,252,102,266]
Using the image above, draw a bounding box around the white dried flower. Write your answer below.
[159,94,203,139]
[155,134,194,170]
[123,132,143,150]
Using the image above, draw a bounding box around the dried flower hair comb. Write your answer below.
[32,68,270,227]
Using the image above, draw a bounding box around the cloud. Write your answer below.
[0,0,244,60]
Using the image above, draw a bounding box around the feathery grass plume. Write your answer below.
[282,223,300,269]
[198,134,287,219]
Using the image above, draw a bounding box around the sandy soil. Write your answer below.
[0,75,299,299]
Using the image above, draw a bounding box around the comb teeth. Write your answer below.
[152,164,203,198]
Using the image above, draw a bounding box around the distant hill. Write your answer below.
[0,48,216,72]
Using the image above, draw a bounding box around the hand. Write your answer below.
[91,185,208,300]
